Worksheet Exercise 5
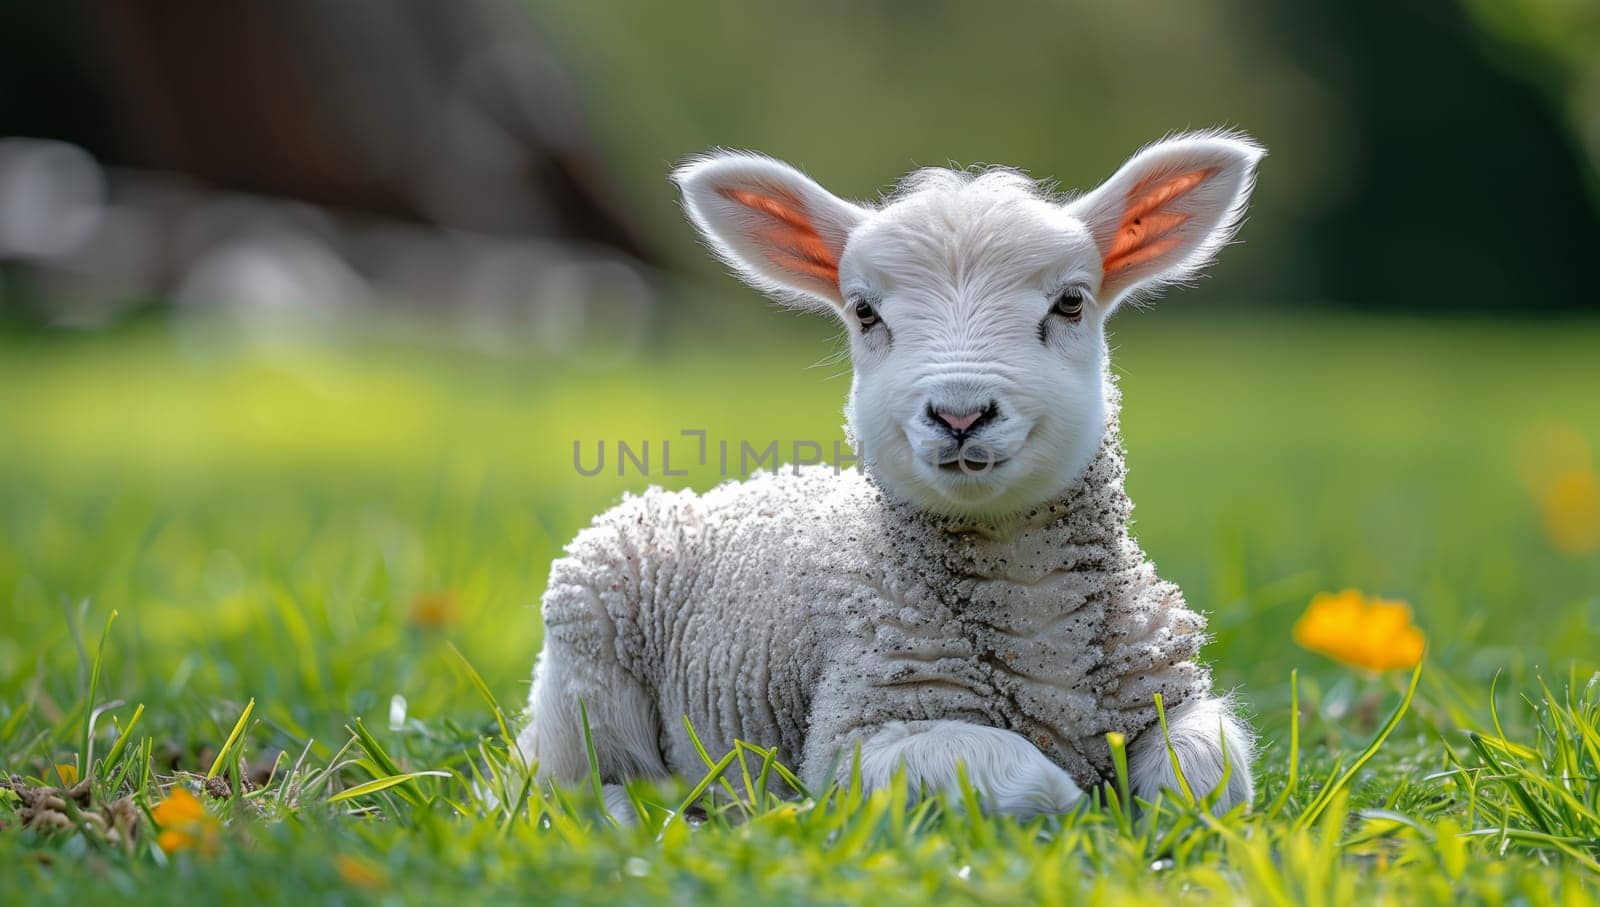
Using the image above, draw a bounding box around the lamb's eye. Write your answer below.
[852,298,880,330]
[1052,289,1085,322]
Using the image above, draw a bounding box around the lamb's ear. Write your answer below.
[1068,131,1264,306]
[674,152,867,310]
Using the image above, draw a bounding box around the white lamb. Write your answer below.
[519,131,1264,817]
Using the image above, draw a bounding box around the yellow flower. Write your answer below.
[408,590,459,630]
[1293,589,1424,672]
[151,785,220,854]
[334,854,387,891]
[54,763,78,786]
[1515,423,1600,557]
[1514,422,1590,496]
[1539,468,1600,556]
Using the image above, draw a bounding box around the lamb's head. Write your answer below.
[675,131,1263,517]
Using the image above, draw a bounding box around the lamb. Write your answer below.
[518,131,1264,817]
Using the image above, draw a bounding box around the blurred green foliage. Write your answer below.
[1464,0,1600,191]
[531,0,1600,311]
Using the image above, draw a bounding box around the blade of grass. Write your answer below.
[446,642,523,771]
[579,700,617,826]
[327,771,451,804]
[682,716,745,807]
[207,697,255,780]
[1467,732,1559,836]
[497,764,540,837]
[81,610,117,772]
[734,743,757,807]
[350,719,426,809]
[956,763,996,849]
[668,749,739,826]
[350,718,404,777]
[1107,731,1132,835]
[0,697,31,744]
[1297,658,1422,830]
[1154,693,1197,805]
[1266,669,1300,820]
[1460,828,1600,873]
[745,741,779,808]
[101,703,144,775]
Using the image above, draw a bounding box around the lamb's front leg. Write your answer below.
[845,721,1084,818]
[1126,695,1255,813]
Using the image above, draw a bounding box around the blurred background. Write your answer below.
[4,0,1600,328]
[0,1,1597,744]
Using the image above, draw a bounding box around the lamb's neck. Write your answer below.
[936,429,1130,539]
[879,423,1138,585]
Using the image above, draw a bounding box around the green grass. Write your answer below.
[2,310,1599,904]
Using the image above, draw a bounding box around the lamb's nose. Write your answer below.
[936,410,983,433]
[928,401,998,438]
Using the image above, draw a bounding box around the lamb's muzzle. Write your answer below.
[519,130,1265,817]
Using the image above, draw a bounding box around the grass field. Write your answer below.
[2,309,1599,904]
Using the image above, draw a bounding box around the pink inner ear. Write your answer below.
[1102,167,1217,279]
[718,186,840,285]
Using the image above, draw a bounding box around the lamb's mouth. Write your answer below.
[909,430,1020,476]
[937,453,1010,474]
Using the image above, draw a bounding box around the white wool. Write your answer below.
[521,131,1265,815]
[526,402,1216,788]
